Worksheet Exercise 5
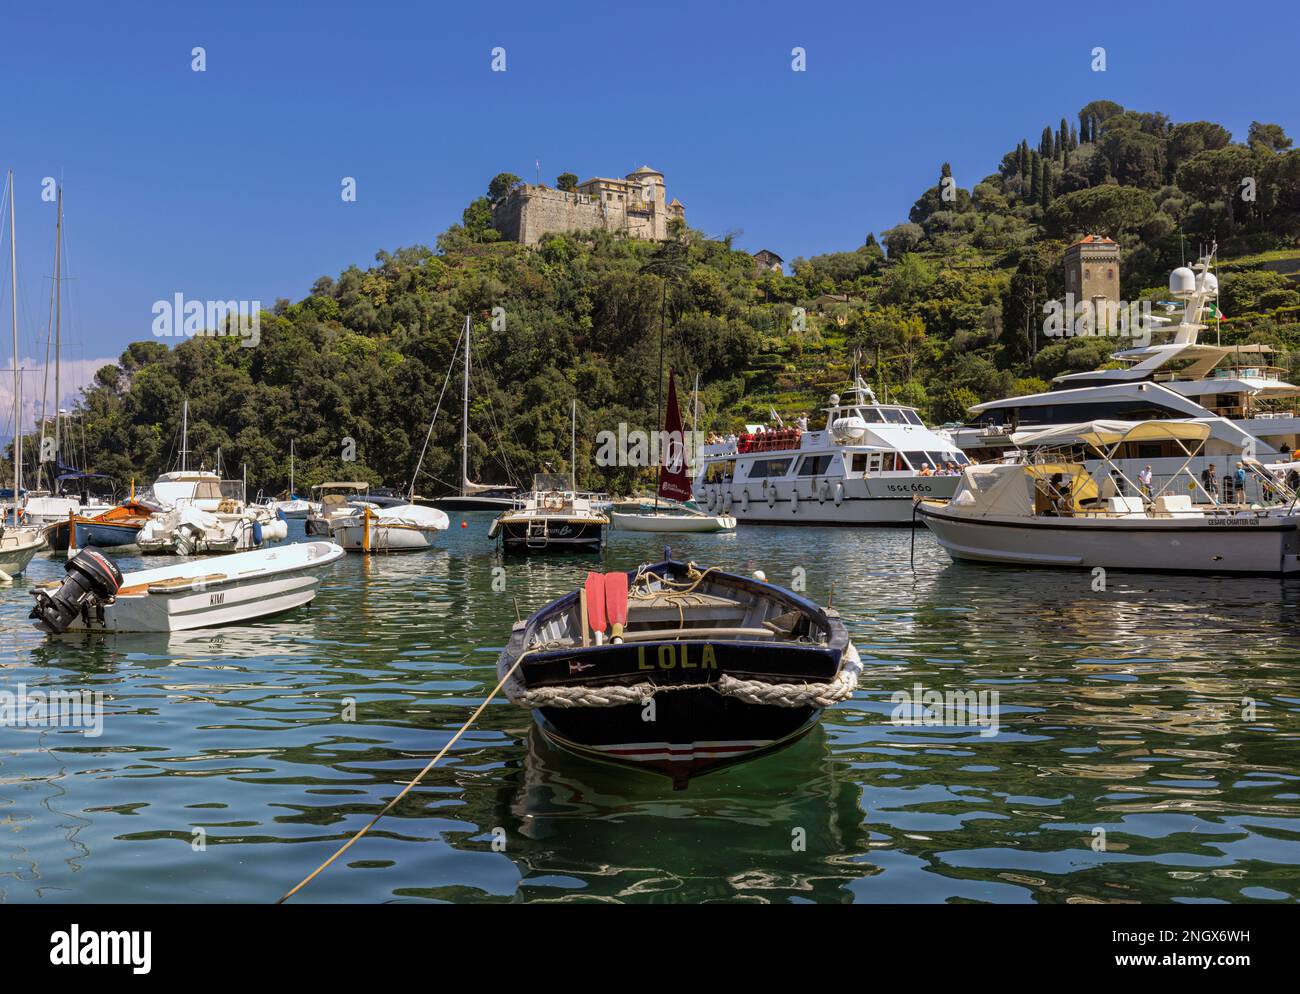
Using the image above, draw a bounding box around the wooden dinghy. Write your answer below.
[30,541,345,633]
[496,560,860,788]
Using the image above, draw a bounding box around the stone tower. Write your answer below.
[1063,235,1121,307]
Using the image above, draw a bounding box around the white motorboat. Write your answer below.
[0,525,45,578]
[917,420,1300,575]
[328,503,449,552]
[137,502,288,555]
[305,482,370,536]
[30,542,345,633]
[273,497,313,519]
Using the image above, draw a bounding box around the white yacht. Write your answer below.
[950,250,1300,498]
[692,377,966,525]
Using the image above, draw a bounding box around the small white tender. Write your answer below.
[30,541,345,633]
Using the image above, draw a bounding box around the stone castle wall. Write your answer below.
[493,179,680,245]
[493,186,616,245]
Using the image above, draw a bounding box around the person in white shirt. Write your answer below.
[1138,465,1153,498]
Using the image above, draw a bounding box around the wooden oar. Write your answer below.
[605,570,629,643]
[585,571,607,644]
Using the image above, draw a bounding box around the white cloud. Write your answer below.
[0,356,117,435]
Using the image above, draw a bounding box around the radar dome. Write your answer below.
[1199,272,1219,294]
[828,393,840,406]
[1169,267,1196,296]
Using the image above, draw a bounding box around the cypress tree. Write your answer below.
[1041,161,1053,209]
[1029,151,1040,200]
[1040,126,1053,157]
[1069,123,1078,149]
[1078,111,1090,144]
[1017,141,1027,178]
[1059,118,1069,153]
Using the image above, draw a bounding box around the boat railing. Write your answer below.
[736,428,802,454]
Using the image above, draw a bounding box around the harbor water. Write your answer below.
[2,516,1299,903]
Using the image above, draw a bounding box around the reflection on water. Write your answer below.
[2,517,1299,903]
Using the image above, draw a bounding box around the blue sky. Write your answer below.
[1,0,1297,421]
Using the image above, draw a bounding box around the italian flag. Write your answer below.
[1207,302,1226,320]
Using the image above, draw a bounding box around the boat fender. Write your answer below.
[767,486,776,509]
[741,490,750,513]
[724,491,733,512]
[252,519,263,546]
[818,480,830,504]
[834,481,844,506]
[791,490,799,514]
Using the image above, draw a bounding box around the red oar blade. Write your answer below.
[604,571,629,641]
[585,572,608,637]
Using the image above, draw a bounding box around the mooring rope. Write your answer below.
[277,649,531,904]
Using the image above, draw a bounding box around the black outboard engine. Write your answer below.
[30,547,124,634]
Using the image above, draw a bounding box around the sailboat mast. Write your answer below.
[8,171,19,522]
[181,398,189,472]
[290,439,295,495]
[570,398,576,492]
[461,313,470,495]
[53,185,61,472]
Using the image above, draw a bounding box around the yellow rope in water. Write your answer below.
[277,649,531,904]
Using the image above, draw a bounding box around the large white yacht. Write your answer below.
[949,250,1300,494]
[692,377,967,525]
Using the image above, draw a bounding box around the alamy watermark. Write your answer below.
[152,293,261,347]
[889,682,1001,737]
[1,683,104,737]
[594,424,706,470]
[1043,294,1155,347]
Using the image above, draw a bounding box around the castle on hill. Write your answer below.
[493,165,685,245]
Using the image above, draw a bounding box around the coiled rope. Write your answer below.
[500,643,861,710]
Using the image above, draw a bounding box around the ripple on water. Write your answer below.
[2,519,1300,903]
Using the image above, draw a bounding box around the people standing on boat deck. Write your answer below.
[1138,465,1153,498]
[1235,462,1248,501]
[797,412,809,431]
[1201,463,1219,501]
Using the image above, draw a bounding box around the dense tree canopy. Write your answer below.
[21,104,1300,501]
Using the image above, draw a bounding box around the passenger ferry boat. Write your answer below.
[949,250,1300,498]
[692,377,967,525]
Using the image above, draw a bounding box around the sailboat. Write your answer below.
[1,169,47,577]
[610,371,736,533]
[422,315,519,511]
[271,440,312,518]
[21,184,113,527]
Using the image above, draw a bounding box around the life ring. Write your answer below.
[544,491,564,511]
[834,481,844,506]
[741,490,750,513]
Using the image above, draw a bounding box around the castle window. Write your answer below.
[1108,269,1114,279]
[1084,268,1091,279]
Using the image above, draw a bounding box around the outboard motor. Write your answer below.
[30,547,124,634]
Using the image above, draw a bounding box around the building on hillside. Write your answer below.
[493,165,685,245]
[753,249,784,274]
[1063,234,1120,307]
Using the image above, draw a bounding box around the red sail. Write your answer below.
[658,371,693,502]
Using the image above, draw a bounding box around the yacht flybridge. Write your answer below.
[693,377,967,525]
[952,250,1300,488]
